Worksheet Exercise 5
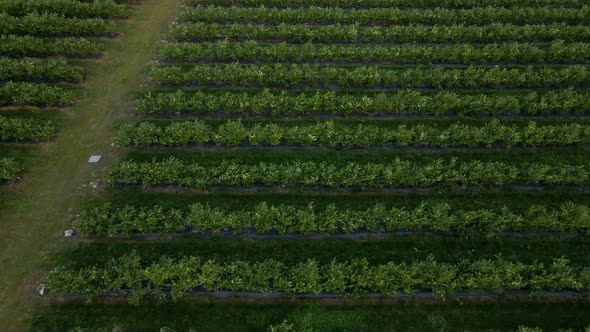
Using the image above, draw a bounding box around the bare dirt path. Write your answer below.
[0,1,181,330]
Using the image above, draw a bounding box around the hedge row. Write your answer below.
[149,64,590,89]
[0,0,130,19]
[0,12,117,37]
[0,157,20,181]
[67,325,582,332]
[160,41,590,64]
[0,116,55,142]
[114,120,590,148]
[0,82,75,107]
[105,157,590,188]
[170,23,590,43]
[179,6,590,25]
[136,89,590,116]
[183,0,587,9]
[0,57,85,83]
[78,201,590,236]
[45,253,590,303]
[0,35,105,58]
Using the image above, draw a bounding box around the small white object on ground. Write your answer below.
[64,229,74,237]
[88,155,102,163]
[37,284,46,296]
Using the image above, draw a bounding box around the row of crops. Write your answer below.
[114,120,590,148]
[0,0,135,183]
[79,201,590,236]
[40,0,590,321]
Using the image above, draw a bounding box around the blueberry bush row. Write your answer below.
[137,89,590,116]
[0,116,55,142]
[45,252,590,304]
[149,64,590,89]
[0,35,104,58]
[78,200,590,236]
[179,6,590,26]
[114,120,590,148]
[170,23,590,43]
[0,0,130,19]
[0,12,117,37]
[0,82,75,107]
[161,41,590,65]
[183,0,587,9]
[105,157,590,188]
[0,57,84,83]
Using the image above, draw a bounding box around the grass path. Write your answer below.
[0,1,181,330]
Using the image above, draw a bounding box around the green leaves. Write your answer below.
[0,57,85,83]
[0,12,118,37]
[0,116,55,142]
[45,253,590,303]
[105,157,590,188]
[0,82,74,106]
[161,41,590,65]
[149,64,590,88]
[183,0,585,8]
[0,157,21,181]
[77,200,590,236]
[0,35,104,57]
[180,6,590,25]
[137,89,590,116]
[170,23,590,43]
[114,119,590,148]
[0,0,131,19]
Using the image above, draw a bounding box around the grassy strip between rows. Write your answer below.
[137,89,590,116]
[28,302,590,332]
[78,199,590,236]
[149,64,590,89]
[113,119,590,148]
[160,41,590,65]
[179,6,590,26]
[170,23,590,43]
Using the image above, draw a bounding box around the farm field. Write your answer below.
[2,0,590,331]
[0,0,136,185]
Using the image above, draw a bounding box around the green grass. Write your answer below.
[0,144,39,163]
[30,302,590,332]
